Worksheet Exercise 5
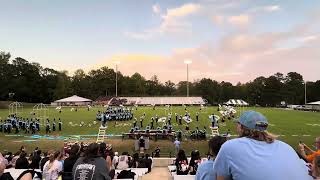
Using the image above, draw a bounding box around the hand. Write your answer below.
[298,143,305,151]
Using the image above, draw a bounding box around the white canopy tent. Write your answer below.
[225,99,249,106]
[51,95,92,106]
[307,101,320,105]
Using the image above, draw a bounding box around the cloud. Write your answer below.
[152,4,161,14]
[299,35,318,42]
[112,22,320,84]
[124,3,201,40]
[248,5,281,14]
[264,5,281,12]
[227,14,250,26]
[162,3,200,20]
[212,15,224,25]
[124,31,153,40]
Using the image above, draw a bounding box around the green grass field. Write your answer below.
[1,105,319,156]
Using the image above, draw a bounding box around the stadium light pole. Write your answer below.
[184,60,192,97]
[305,81,307,104]
[114,61,120,97]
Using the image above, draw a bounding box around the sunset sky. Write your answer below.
[1,0,320,84]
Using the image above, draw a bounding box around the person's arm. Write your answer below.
[213,143,231,179]
[189,166,194,173]
[98,158,111,180]
[106,156,112,171]
[217,176,226,180]
[298,143,310,160]
[303,144,315,154]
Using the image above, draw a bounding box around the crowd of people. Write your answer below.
[1,110,320,180]
[0,115,63,135]
[171,111,320,180]
[0,141,153,180]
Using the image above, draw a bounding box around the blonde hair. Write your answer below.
[239,124,277,144]
[48,150,61,169]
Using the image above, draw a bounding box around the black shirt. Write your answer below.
[0,173,14,180]
[63,155,79,172]
[29,154,41,169]
[15,157,29,169]
[40,157,49,171]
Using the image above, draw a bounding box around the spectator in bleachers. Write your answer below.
[214,110,313,180]
[137,155,146,168]
[4,153,13,164]
[63,144,80,173]
[40,151,50,171]
[9,152,20,168]
[299,137,320,163]
[195,136,227,180]
[144,154,152,173]
[0,154,8,168]
[175,150,189,175]
[131,153,139,168]
[153,147,160,157]
[42,151,63,180]
[15,152,29,169]
[72,143,111,180]
[174,138,181,155]
[117,152,130,170]
[20,146,26,153]
[112,152,119,169]
[189,150,201,175]
[29,150,41,169]
[312,155,320,179]
[99,143,112,169]
[0,161,13,180]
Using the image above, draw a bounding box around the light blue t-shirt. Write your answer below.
[214,137,313,180]
[174,140,181,148]
[195,159,217,180]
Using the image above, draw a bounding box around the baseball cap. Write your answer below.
[236,111,269,131]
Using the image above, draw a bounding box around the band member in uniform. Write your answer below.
[140,117,143,128]
[150,118,154,129]
[46,120,50,134]
[133,118,137,128]
[7,122,12,134]
[175,113,178,123]
[31,122,36,134]
[178,115,182,125]
[15,124,19,134]
[196,112,199,121]
[25,122,29,134]
[185,124,189,131]
[155,115,159,125]
[59,118,62,131]
[52,119,56,131]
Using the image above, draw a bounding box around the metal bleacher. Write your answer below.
[113,97,206,105]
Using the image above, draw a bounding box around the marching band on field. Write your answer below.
[0,114,62,134]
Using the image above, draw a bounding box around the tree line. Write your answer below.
[1,51,319,106]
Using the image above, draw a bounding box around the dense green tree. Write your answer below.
[0,51,318,106]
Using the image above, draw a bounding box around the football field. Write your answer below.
[0,105,319,155]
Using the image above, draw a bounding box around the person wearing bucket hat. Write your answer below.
[214,110,313,180]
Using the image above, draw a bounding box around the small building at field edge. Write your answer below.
[51,95,92,106]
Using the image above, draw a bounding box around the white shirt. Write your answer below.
[43,160,63,180]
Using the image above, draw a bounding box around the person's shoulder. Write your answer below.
[273,140,295,150]
[221,137,245,148]
[198,160,214,170]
